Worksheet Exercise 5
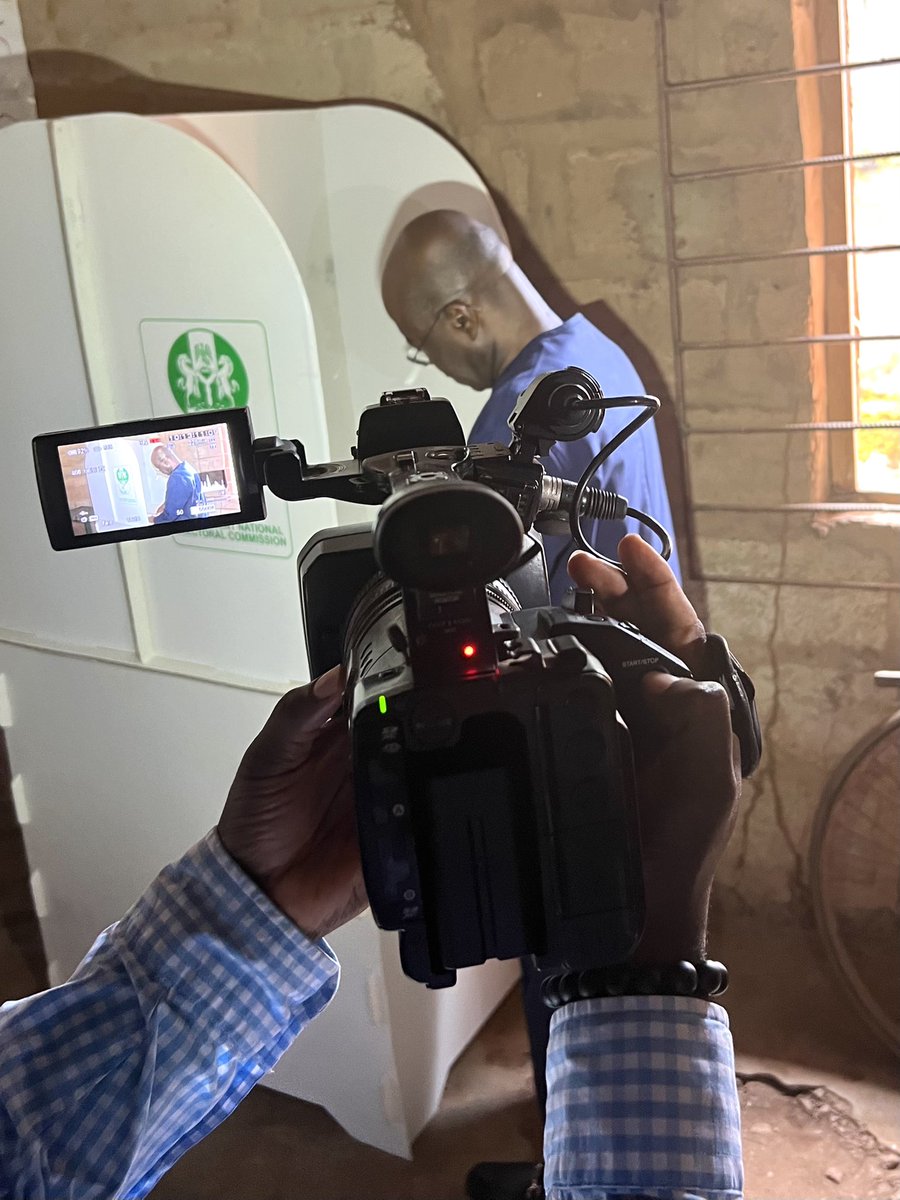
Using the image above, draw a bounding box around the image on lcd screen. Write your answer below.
[57,422,242,537]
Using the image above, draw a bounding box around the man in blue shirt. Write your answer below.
[383,211,683,1197]
[0,536,742,1199]
[381,209,681,604]
[150,444,203,524]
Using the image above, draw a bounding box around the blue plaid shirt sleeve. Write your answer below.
[544,995,743,1200]
[0,829,339,1200]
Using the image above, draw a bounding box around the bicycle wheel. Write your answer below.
[809,708,900,1058]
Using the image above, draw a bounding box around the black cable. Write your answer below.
[546,507,669,586]
[568,394,668,571]
[625,505,671,560]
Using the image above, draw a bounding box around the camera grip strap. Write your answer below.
[699,634,763,778]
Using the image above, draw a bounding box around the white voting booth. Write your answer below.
[0,108,518,1158]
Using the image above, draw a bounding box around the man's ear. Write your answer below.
[444,301,480,342]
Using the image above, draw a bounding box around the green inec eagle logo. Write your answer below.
[167,329,249,412]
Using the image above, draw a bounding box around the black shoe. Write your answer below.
[464,1161,543,1200]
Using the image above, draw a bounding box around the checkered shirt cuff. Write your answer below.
[544,995,743,1200]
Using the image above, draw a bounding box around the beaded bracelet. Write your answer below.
[540,959,728,1010]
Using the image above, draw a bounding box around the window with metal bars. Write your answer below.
[659,0,900,523]
[840,0,900,498]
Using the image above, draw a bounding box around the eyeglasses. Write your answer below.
[405,342,432,366]
[404,253,511,365]
[404,301,456,366]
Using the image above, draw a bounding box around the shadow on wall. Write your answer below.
[27,49,702,613]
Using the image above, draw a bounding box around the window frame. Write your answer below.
[798,0,900,503]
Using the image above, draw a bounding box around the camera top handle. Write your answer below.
[252,368,672,576]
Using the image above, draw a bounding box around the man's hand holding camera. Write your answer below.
[569,535,741,965]
[218,667,367,942]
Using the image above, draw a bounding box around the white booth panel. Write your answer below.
[158,111,357,468]
[0,123,135,653]
[380,945,519,1144]
[0,645,272,973]
[0,109,519,1159]
[43,115,337,685]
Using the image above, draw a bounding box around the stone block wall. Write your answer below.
[661,0,900,911]
[14,0,900,912]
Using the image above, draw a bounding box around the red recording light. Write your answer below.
[461,643,477,659]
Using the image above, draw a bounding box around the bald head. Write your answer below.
[381,210,558,391]
[381,210,512,331]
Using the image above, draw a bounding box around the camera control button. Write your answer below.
[571,588,597,616]
[547,638,587,671]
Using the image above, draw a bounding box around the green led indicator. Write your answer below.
[378,695,388,715]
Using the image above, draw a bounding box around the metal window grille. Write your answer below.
[655,3,900,592]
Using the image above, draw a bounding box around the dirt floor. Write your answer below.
[144,992,900,1200]
[1,808,897,1200]
[740,1078,899,1200]
[144,905,900,1200]
[716,903,900,1199]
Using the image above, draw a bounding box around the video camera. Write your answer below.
[33,369,761,988]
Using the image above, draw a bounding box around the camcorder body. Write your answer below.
[299,518,693,989]
[33,368,761,988]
